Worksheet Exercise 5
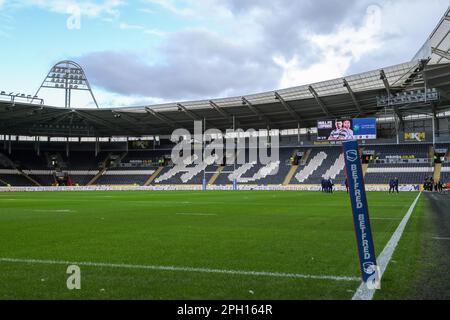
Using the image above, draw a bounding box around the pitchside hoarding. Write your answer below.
[317,118,377,141]
[342,140,379,285]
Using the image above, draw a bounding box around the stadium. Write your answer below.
[1,3,450,302]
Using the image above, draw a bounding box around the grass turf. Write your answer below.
[0,190,422,299]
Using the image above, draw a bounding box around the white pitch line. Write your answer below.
[432,237,450,241]
[176,213,217,216]
[40,210,71,212]
[0,257,359,282]
[352,192,422,300]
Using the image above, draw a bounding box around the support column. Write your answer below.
[394,113,399,145]
[432,112,436,147]
[202,118,206,191]
[95,137,99,157]
[37,138,40,157]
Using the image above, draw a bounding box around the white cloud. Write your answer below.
[143,29,167,37]
[274,5,384,88]
[78,1,449,104]
[119,22,144,30]
[144,0,195,17]
[119,22,167,37]
[87,89,166,108]
[143,0,233,20]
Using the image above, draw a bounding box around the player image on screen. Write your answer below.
[342,120,354,140]
[328,120,354,141]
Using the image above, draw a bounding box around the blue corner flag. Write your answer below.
[342,140,378,283]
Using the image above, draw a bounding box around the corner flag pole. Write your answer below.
[342,140,379,286]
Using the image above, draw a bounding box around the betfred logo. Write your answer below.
[346,150,358,162]
[363,262,376,275]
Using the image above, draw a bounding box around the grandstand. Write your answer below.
[0,141,448,189]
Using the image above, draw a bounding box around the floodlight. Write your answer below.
[34,60,99,108]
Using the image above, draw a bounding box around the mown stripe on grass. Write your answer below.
[176,213,218,216]
[0,257,359,282]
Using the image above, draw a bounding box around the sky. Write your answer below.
[0,0,448,109]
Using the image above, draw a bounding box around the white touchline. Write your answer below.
[32,209,74,213]
[176,213,217,216]
[432,237,450,241]
[352,192,422,300]
[0,257,359,282]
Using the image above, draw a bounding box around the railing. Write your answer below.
[377,89,439,107]
[0,91,44,105]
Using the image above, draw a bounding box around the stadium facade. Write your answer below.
[1,7,450,191]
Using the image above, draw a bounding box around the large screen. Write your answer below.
[317,118,376,141]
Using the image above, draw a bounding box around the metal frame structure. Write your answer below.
[1,8,450,139]
[33,60,99,109]
[2,59,448,138]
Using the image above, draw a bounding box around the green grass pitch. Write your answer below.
[0,190,425,300]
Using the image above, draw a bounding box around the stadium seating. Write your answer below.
[96,175,149,185]
[0,173,35,186]
[441,162,450,183]
[367,144,429,159]
[363,143,433,185]
[1,143,450,187]
[294,151,328,183]
[323,153,345,181]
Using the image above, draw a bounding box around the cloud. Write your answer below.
[119,22,144,30]
[78,0,369,100]
[119,22,167,37]
[74,0,447,105]
[274,4,385,87]
[143,0,196,17]
[78,29,282,101]
[346,0,450,74]
[143,28,166,37]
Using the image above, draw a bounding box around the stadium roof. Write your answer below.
[1,8,450,138]
[414,6,450,64]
